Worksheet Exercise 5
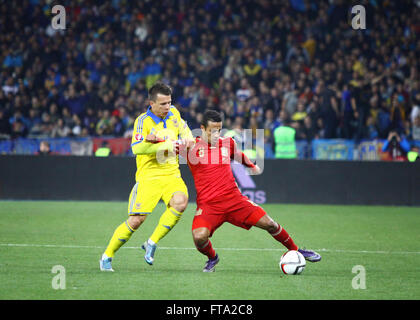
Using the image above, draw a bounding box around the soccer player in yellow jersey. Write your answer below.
[100,82,194,271]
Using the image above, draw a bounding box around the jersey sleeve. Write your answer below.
[229,137,255,168]
[131,115,148,146]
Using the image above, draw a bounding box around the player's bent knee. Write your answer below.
[128,214,146,230]
[192,228,209,247]
[267,220,279,234]
[170,192,188,212]
[256,214,278,233]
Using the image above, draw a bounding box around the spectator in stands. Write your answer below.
[96,110,113,136]
[364,115,380,140]
[0,0,418,160]
[236,78,252,102]
[95,141,112,157]
[410,103,420,125]
[411,116,420,141]
[36,141,54,156]
[61,84,86,116]
[0,110,11,137]
[407,146,420,162]
[314,80,339,139]
[272,109,289,133]
[27,108,42,136]
[61,107,74,128]
[282,82,298,117]
[110,114,125,137]
[49,103,60,124]
[2,76,18,95]
[291,100,307,123]
[40,112,53,137]
[248,96,264,124]
[71,114,83,137]
[10,120,27,139]
[382,130,410,161]
[263,109,275,147]
[273,120,297,159]
[340,84,356,139]
[82,107,98,136]
[389,93,407,134]
[52,118,71,138]
[302,116,318,142]
[243,56,262,88]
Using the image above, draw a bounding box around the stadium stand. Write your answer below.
[0,0,419,159]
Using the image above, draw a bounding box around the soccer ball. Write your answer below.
[279,250,306,275]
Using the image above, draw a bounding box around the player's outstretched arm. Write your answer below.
[249,164,262,175]
[132,134,174,155]
[230,138,256,168]
[229,138,262,174]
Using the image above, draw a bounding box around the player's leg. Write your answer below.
[225,196,320,263]
[142,191,187,265]
[192,227,219,272]
[142,177,188,265]
[100,182,158,271]
[254,212,321,262]
[105,216,146,257]
[254,213,298,250]
[148,191,188,244]
[192,209,223,272]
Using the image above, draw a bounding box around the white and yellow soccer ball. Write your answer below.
[279,250,306,275]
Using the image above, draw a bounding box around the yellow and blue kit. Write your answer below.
[128,105,193,215]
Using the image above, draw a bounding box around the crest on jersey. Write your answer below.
[172,118,179,127]
[195,208,203,216]
[134,133,144,142]
[198,147,205,158]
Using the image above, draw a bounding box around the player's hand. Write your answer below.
[173,139,195,155]
[146,134,165,143]
[250,165,262,175]
[173,139,185,154]
[184,139,196,149]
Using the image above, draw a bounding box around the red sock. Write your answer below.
[196,240,216,259]
[270,224,298,251]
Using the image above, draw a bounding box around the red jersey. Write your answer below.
[185,136,255,205]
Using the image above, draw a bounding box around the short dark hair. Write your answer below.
[202,109,222,128]
[148,82,172,101]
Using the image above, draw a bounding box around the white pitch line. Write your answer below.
[0,243,419,255]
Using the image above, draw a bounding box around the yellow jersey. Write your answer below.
[131,105,193,181]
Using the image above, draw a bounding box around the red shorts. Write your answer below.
[192,195,266,237]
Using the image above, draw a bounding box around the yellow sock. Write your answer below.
[104,220,136,258]
[149,207,183,244]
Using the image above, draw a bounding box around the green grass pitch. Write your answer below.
[0,201,419,300]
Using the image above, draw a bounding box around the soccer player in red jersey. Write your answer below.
[181,110,321,272]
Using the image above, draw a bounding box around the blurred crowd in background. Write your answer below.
[1,0,420,156]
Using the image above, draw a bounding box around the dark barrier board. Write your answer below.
[0,155,419,206]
